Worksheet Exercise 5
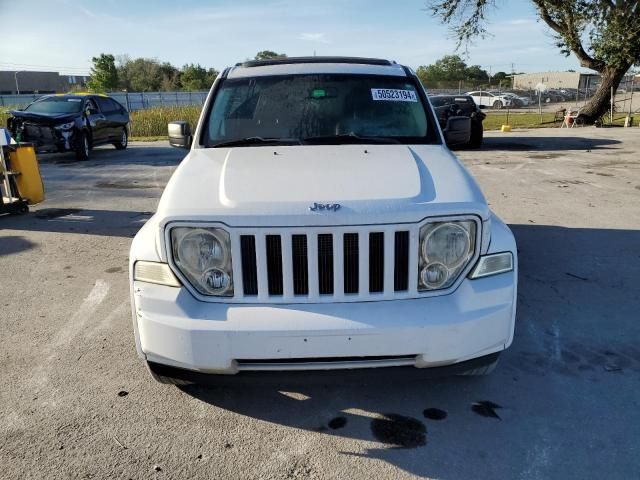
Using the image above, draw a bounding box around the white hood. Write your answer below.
[157,144,489,227]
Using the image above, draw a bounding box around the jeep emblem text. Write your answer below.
[309,202,341,212]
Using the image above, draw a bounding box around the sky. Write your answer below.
[0,0,589,76]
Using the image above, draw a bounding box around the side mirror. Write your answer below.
[168,121,192,149]
[443,116,471,147]
[478,104,487,110]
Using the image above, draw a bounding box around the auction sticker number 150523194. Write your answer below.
[371,88,418,102]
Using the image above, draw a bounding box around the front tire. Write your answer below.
[75,131,90,161]
[458,353,500,376]
[492,100,503,110]
[113,128,128,150]
[146,362,192,386]
[468,122,483,148]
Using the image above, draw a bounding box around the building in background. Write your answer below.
[512,71,600,91]
[0,71,89,94]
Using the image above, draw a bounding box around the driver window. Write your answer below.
[85,99,98,114]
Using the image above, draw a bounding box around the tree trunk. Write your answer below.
[577,66,629,125]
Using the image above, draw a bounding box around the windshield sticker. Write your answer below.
[67,98,82,102]
[371,88,418,102]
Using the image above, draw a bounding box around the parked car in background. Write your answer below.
[430,94,486,148]
[7,93,130,160]
[466,90,513,109]
[129,56,518,385]
[500,92,530,107]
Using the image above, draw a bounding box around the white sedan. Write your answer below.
[466,91,513,109]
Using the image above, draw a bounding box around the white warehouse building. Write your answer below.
[512,72,600,91]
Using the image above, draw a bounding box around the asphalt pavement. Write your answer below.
[1,128,639,479]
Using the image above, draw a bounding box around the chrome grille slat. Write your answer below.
[255,233,270,301]
[358,230,369,298]
[281,234,294,298]
[333,234,344,300]
[307,234,320,299]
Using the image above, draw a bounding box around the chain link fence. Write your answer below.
[0,91,209,110]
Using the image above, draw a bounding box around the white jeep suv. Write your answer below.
[129,57,517,384]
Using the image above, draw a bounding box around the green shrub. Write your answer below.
[0,111,9,129]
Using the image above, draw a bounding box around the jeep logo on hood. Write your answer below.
[309,202,341,212]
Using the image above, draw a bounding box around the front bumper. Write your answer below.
[17,125,75,153]
[132,268,516,374]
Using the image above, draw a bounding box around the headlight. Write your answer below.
[170,227,233,296]
[54,121,75,130]
[418,220,476,291]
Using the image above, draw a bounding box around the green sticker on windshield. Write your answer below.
[311,88,326,99]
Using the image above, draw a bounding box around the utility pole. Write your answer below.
[14,71,23,95]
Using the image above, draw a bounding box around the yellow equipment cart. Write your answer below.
[0,141,45,215]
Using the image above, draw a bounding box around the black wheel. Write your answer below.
[113,128,128,150]
[468,122,483,148]
[75,131,90,161]
[146,362,192,386]
[492,100,503,110]
[458,353,500,376]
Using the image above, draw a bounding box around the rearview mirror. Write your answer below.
[168,121,192,149]
[443,116,471,147]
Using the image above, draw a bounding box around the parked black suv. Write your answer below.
[429,94,486,148]
[7,94,130,160]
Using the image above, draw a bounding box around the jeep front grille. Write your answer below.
[230,225,420,303]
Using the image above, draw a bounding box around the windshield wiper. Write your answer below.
[302,133,401,145]
[211,137,302,148]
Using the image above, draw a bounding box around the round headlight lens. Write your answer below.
[171,227,234,296]
[421,263,448,289]
[423,223,471,268]
[201,268,231,294]
[177,229,227,272]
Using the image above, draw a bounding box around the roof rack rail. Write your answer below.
[237,56,395,68]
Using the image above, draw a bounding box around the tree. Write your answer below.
[254,50,287,60]
[87,54,118,92]
[415,54,489,87]
[159,62,181,91]
[426,0,640,123]
[492,71,508,82]
[119,58,163,91]
[181,63,219,91]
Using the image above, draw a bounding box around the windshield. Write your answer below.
[25,97,83,114]
[204,74,437,146]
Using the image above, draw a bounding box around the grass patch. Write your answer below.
[0,111,10,129]
[483,112,560,130]
[129,136,168,142]
[483,111,633,130]
[128,105,201,137]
